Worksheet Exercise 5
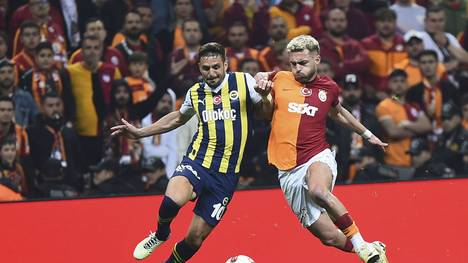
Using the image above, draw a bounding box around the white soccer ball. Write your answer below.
[225,255,255,263]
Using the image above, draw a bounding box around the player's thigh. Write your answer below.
[307,212,340,241]
[306,161,334,192]
[185,214,214,247]
[165,176,194,206]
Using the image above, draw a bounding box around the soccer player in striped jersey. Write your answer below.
[254,35,389,262]
[111,42,272,262]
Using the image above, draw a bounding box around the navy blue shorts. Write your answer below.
[172,156,239,226]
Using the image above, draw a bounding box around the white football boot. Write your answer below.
[133,232,166,260]
[355,242,381,263]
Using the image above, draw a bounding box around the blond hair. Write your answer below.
[286,35,320,53]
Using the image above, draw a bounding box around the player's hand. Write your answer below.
[254,72,273,97]
[368,135,388,152]
[110,118,142,139]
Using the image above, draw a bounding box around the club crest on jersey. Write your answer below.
[229,90,239,100]
[213,95,222,105]
[318,90,327,102]
[300,87,312,97]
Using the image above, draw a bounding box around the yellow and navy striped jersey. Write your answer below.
[185,72,254,174]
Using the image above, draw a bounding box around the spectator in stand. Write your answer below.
[420,6,468,72]
[319,8,370,82]
[169,0,208,50]
[85,159,129,196]
[407,50,459,135]
[20,42,73,119]
[67,35,121,169]
[327,74,381,183]
[258,16,289,72]
[0,138,27,195]
[112,8,149,48]
[375,69,432,179]
[362,8,407,101]
[433,101,467,174]
[0,59,38,127]
[269,0,323,39]
[115,11,166,85]
[390,0,426,33]
[140,91,179,179]
[12,21,40,76]
[408,138,456,179]
[114,11,146,64]
[317,59,335,79]
[125,51,155,104]
[225,22,259,72]
[135,3,153,39]
[69,18,127,76]
[129,157,168,194]
[0,96,30,158]
[239,58,261,77]
[9,0,63,44]
[395,30,446,87]
[27,92,83,190]
[11,0,67,67]
[439,0,466,36]
[0,0,7,32]
[104,79,168,166]
[169,18,202,98]
[332,0,372,40]
[34,158,79,198]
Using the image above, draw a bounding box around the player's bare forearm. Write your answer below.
[330,104,367,135]
[139,111,191,137]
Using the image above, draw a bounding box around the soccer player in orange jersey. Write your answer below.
[254,35,389,263]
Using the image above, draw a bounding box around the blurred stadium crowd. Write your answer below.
[0,0,467,201]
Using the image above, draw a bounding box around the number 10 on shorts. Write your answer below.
[211,197,229,221]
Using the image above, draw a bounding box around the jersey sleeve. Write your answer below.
[179,89,196,116]
[245,73,263,104]
[331,82,341,107]
[375,101,391,120]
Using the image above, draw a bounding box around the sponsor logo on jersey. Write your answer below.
[288,102,318,116]
[202,109,237,122]
[318,90,327,102]
[175,164,200,180]
[300,87,312,97]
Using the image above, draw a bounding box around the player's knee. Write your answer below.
[185,232,207,249]
[308,185,329,206]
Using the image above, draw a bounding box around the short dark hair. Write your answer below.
[128,51,148,64]
[228,21,248,33]
[388,69,408,80]
[35,41,53,54]
[426,6,444,18]
[0,138,16,148]
[418,49,438,62]
[84,17,104,31]
[20,21,40,35]
[182,18,200,31]
[125,10,141,21]
[374,8,396,21]
[41,91,61,104]
[198,42,226,62]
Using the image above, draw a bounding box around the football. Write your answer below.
[225,255,255,263]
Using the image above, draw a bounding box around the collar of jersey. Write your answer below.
[203,73,229,93]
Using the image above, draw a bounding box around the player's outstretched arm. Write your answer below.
[110,111,194,139]
[329,103,388,151]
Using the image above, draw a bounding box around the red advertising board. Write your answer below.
[1,178,467,262]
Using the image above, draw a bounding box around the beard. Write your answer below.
[44,113,63,130]
[345,95,360,107]
[127,29,141,40]
[329,28,346,37]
